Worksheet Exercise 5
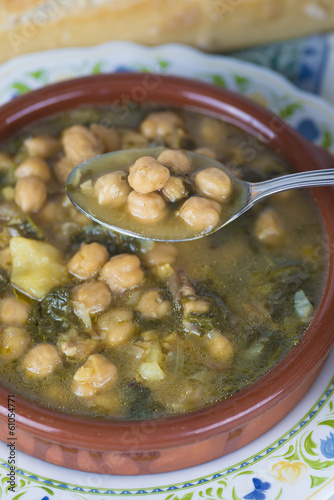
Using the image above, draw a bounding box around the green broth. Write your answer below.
[0,106,328,419]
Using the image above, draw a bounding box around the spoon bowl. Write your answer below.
[66,148,334,242]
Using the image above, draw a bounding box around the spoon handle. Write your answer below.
[249,168,334,206]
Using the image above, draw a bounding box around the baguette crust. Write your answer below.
[0,0,334,62]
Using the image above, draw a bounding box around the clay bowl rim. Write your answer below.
[0,73,333,452]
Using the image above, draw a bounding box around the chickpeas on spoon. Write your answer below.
[65,146,334,242]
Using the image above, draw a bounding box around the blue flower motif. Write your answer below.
[320,432,334,459]
[244,478,271,500]
[41,497,49,500]
[113,65,134,73]
[296,118,320,141]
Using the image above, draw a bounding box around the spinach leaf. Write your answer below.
[124,382,165,419]
[69,224,141,255]
[8,215,44,240]
[266,259,310,321]
[28,286,78,342]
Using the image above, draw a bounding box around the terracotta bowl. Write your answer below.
[0,74,334,475]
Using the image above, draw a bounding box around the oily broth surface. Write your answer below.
[0,105,328,419]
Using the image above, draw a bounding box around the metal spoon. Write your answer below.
[65,147,334,242]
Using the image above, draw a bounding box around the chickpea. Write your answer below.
[204,331,234,364]
[183,298,210,316]
[199,117,228,145]
[2,187,15,201]
[72,354,118,398]
[0,152,15,171]
[92,391,120,413]
[157,149,191,174]
[254,209,284,246]
[15,176,47,213]
[0,247,11,273]
[100,253,144,293]
[94,171,131,207]
[54,156,75,184]
[121,130,147,150]
[178,197,221,233]
[0,227,11,249]
[194,147,216,159]
[128,157,170,194]
[35,199,64,225]
[137,290,171,319]
[142,242,177,267]
[0,297,29,325]
[24,135,61,159]
[15,157,51,182]
[272,190,293,202]
[61,125,104,165]
[0,326,30,361]
[141,330,158,342]
[58,329,97,362]
[90,124,120,152]
[194,167,232,202]
[97,309,136,347]
[162,176,188,202]
[127,191,167,223]
[67,243,109,279]
[22,343,62,377]
[140,111,184,140]
[72,281,111,315]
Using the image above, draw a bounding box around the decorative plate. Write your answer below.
[0,42,334,500]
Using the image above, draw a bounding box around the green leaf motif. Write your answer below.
[302,456,334,470]
[234,471,254,477]
[304,431,318,456]
[329,400,333,412]
[91,62,103,75]
[158,59,170,70]
[283,444,294,456]
[40,486,55,495]
[234,75,250,91]
[310,475,328,488]
[164,495,175,500]
[12,493,26,500]
[322,130,333,149]
[274,487,283,500]
[216,487,224,499]
[318,420,334,429]
[30,70,44,79]
[139,66,152,73]
[232,486,242,500]
[205,487,213,496]
[284,443,300,462]
[12,82,31,95]
[278,103,302,119]
[179,494,194,500]
[212,75,226,87]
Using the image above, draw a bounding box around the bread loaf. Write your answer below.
[0,0,333,62]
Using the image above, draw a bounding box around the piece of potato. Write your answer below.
[10,237,68,300]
